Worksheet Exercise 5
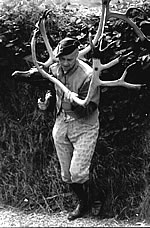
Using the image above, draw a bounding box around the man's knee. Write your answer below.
[70,167,89,184]
[61,172,72,183]
[52,127,64,145]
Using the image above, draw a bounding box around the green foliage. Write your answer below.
[0,0,150,220]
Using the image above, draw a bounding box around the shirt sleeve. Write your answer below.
[71,75,99,118]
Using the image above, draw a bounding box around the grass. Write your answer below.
[0,0,150,222]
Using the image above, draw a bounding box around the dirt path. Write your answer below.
[0,206,149,227]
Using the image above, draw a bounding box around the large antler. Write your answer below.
[35,2,109,67]
[35,10,57,67]
[36,0,150,67]
[31,1,109,106]
[89,34,143,89]
[31,27,88,106]
[31,0,146,106]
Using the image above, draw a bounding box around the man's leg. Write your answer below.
[67,120,99,220]
[52,114,73,183]
[67,181,90,220]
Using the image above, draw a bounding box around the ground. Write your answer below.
[0,206,149,227]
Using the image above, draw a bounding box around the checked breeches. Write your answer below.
[52,113,99,184]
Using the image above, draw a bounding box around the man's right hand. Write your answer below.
[38,98,48,110]
[38,91,51,110]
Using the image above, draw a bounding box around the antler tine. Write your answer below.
[107,6,147,42]
[78,0,108,59]
[98,62,143,89]
[88,32,95,52]
[36,10,57,67]
[106,2,150,52]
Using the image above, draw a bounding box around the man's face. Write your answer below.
[58,49,78,73]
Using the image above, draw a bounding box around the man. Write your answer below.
[38,37,100,220]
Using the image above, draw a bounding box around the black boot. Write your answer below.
[67,182,90,221]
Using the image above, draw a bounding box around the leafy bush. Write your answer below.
[0,0,150,220]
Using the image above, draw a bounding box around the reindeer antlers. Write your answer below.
[89,34,142,89]
[30,0,146,106]
[35,10,57,67]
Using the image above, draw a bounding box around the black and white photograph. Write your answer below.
[0,0,150,226]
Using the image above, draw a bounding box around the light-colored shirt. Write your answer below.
[50,59,100,125]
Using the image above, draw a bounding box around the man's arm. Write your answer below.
[71,77,98,118]
[38,81,56,113]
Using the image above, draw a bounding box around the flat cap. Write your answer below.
[55,37,80,57]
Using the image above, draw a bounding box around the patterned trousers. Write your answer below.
[52,112,99,184]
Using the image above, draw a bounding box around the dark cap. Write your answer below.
[55,37,80,58]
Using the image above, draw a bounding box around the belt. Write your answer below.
[61,110,76,122]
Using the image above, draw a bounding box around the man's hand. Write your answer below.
[64,91,78,103]
[38,98,49,110]
[38,91,51,110]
